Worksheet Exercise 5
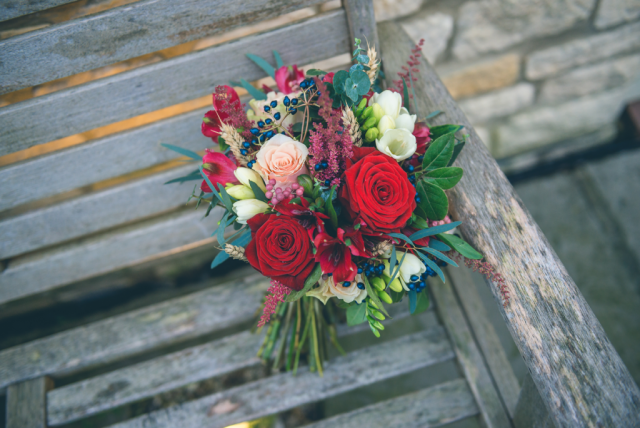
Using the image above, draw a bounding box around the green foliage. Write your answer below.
[161,143,201,161]
[326,185,339,229]
[414,291,430,315]
[249,181,268,203]
[415,179,449,220]
[408,289,417,314]
[415,251,445,282]
[402,78,410,110]
[363,276,389,317]
[285,264,323,302]
[422,132,455,171]
[210,229,250,269]
[346,303,367,326]
[429,124,463,141]
[306,69,327,76]
[164,168,201,184]
[428,239,451,252]
[239,78,266,100]
[218,135,229,152]
[409,221,461,241]
[272,50,284,68]
[246,53,275,78]
[421,247,458,267]
[437,233,483,260]
[448,141,466,166]
[423,167,463,190]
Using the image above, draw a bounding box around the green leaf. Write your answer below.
[402,78,410,111]
[415,251,445,282]
[216,183,233,211]
[249,181,268,203]
[356,54,369,64]
[306,68,327,76]
[292,122,303,133]
[161,143,201,161]
[448,141,466,166]
[390,288,404,303]
[424,167,463,190]
[344,78,359,101]
[437,233,483,260]
[411,215,429,230]
[414,292,430,315]
[216,211,229,247]
[425,110,442,119]
[389,245,397,280]
[349,64,364,73]
[408,69,420,118]
[218,135,229,152]
[387,233,413,246]
[326,185,339,229]
[422,132,455,171]
[408,289,417,314]
[285,264,323,302]
[239,78,267,100]
[246,54,275,78]
[333,70,349,94]
[420,247,458,267]
[409,221,461,241]
[428,239,451,252]
[211,229,250,269]
[388,251,407,288]
[199,166,224,206]
[430,124,463,140]
[363,276,389,317]
[346,303,367,326]
[273,50,284,68]
[164,168,201,184]
[350,70,370,95]
[416,179,449,220]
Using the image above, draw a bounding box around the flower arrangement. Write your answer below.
[164,39,501,375]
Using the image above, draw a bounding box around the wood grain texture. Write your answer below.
[429,274,511,428]
[0,10,350,156]
[304,379,479,428]
[514,374,554,428]
[6,377,53,428]
[379,21,640,427]
[0,207,223,306]
[0,0,75,22]
[448,267,521,418]
[0,273,268,390]
[0,0,325,94]
[108,328,455,428]
[342,0,379,53]
[0,164,199,259]
[0,109,206,212]
[48,307,429,425]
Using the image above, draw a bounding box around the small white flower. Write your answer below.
[383,251,426,291]
[306,279,334,304]
[233,199,269,224]
[311,274,367,304]
[376,128,417,161]
[377,115,396,135]
[234,167,266,192]
[226,184,255,200]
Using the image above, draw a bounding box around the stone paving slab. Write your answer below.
[513,150,640,384]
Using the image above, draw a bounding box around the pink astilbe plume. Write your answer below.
[214,85,254,140]
[393,39,425,98]
[257,279,291,327]
[452,253,510,307]
[308,77,354,187]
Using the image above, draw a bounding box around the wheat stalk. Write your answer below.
[220,122,251,166]
[224,244,248,262]
[366,42,380,85]
[342,106,362,147]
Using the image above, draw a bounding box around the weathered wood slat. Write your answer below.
[0,0,325,95]
[429,274,511,428]
[448,267,521,418]
[0,164,200,259]
[0,109,206,212]
[108,328,455,428]
[513,374,554,428]
[0,272,268,390]
[304,379,479,428]
[343,0,379,53]
[379,21,640,427]
[0,207,223,306]
[6,377,53,428]
[48,304,430,425]
[0,0,76,23]
[0,10,350,156]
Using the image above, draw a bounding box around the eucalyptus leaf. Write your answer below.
[285,264,323,302]
[216,183,233,211]
[422,132,455,171]
[345,78,359,101]
[250,181,268,203]
[306,68,327,76]
[424,167,463,190]
[333,70,349,94]
[272,50,284,68]
[437,233,483,260]
[428,239,451,252]
[415,179,449,220]
[410,221,460,241]
[164,169,201,184]
[415,251,445,282]
[350,70,371,95]
[387,233,413,246]
[246,54,275,78]
[239,78,266,100]
[161,143,201,161]
[420,247,458,267]
[408,290,417,314]
[346,303,367,326]
[425,110,442,119]
[356,54,369,64]
[216,211,229,247]
[211,229,250,269]
[349,64,364,73]
[402,78,410,111]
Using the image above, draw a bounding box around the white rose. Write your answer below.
[234,167,266,192]
[226,184,254,200]
[376,128,417,161]
[314,274,367,304]
[383,251,426,291]
[232,199,269,224]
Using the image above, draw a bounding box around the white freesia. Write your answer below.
[369,90,417,133]
[376,128,417,161]
[377,115,395,135]
[234,167,266,192]
[233,199,269,224]
[226,184,255,200]
[383,251,426,291]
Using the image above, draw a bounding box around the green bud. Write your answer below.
[371,103,385,120]
[297,174,314,196]
[382,274,403,292]
[377,289,393,304]
[315,197,325,207]
[361,115,378,131]
[356,97,367,113]
[370,277,386,291]
[368,298,378,309]
[369,324,381,337]
[370,309,385,321]
[360,106,373,119]
[364,127,379,143]
[367,316,385,330]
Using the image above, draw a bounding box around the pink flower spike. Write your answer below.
[257,280,291,327]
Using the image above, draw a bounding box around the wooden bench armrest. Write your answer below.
[379,21,640,427]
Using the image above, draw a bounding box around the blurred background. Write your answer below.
[0,0,639,426]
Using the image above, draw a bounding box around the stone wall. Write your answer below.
[377,0,640,159]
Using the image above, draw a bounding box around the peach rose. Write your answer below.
[255,134,309,188]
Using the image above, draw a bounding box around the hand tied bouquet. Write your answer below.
[164,39,508,375]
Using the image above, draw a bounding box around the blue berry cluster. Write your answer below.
[361,261,385,277]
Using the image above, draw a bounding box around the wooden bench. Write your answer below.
[1,0,639,426]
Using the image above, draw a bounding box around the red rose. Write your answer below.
[245,213,316,290]
[340,152,416,234]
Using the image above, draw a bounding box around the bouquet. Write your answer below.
[164,39,505,375]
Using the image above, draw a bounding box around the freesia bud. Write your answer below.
[233,199,270,224]
[364,127,379,143]
[226,184,255,200]
[377,115,396,135]
[362,116,378,131]
[360,106,373,119]
[234,167,266,192]
[371,103,385,120]
[370,277,386,291]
